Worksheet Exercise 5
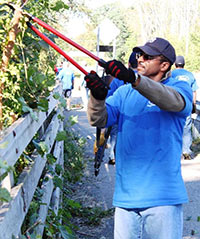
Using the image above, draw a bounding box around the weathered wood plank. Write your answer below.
[51,140,64,216]
[0,84,61,168]
[34,175,54,237]
[34,138,64,236]
[0,154,46,239]
[0,111,63,238]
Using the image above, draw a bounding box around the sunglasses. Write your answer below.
[136,52,159,61]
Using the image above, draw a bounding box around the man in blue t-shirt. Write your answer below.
[58,61,74,110]
[172,55,199,160]
[84,38,193,239]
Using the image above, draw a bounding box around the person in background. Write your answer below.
[57,61,74,111]
[129,51,138,71]
[93,75,113,162]
[80,62,90,110]
[54,62,63,76]
[172,55,199,160]
[85,37,193,239]
[107,52,138,165]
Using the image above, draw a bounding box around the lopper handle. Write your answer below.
[6,3,107,73]
[27,22,88,76]
[32,16,107,68]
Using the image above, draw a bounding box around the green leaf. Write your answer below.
[39,141,48,154]
[0,188,11,202]
[30,111,38,121]
[57,114,65,121]
[38,98,49,112]
[0,172,9,182]
[58,225,76,239]
[46,230,53,237]
[22,105,31,113]
[0,160,8,169]
[50,1,69,11]
[59,96,66,107]
[32,140,48,156]
[53,92,60,100]
[18,96,26,105]
[0,160,13,172]
[18,97,38,121]
[69,115,78,125]
[55,164,63,175]
[56,131,67,141]
[46,154,57,165]
[67,199,81,209]
[53,176,63,189]
[36,235,42,239]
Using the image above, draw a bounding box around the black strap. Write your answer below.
[94,126,112,176]
[96,127,101,148]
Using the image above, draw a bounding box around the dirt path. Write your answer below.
[182,159,200,239]
[65,104,115,239]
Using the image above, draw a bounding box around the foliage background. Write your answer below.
[0,0,72,129]
[1,0,200,130]
[1,0,200,236]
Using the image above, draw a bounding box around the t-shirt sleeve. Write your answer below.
[171,80,193,116]
[105,86,125,127]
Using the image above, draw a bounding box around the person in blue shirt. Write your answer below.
[85,38,193,239]
[57,61,74,110]
[172,55,199,160]
[107,52,138,165]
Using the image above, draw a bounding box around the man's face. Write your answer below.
[136,52,169,81]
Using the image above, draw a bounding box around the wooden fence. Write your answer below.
[0,83,64,239]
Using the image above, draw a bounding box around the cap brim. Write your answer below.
[133,46,160,56]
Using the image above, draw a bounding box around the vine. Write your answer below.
[0,0,68,130]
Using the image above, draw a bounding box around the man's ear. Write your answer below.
[161,62,170,72]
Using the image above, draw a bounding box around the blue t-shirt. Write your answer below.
[107,78,124,98]
[172,68,198,92]
[105,76,193,208]
[58,68,74,90]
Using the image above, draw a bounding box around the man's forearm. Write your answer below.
[87,93,107,127]
[134,75,185,112]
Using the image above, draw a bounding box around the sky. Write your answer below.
[85,0,133,8]
[66,0,132,38]
[66,16,87,38]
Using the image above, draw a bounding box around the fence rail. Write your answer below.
[0,83,64,239]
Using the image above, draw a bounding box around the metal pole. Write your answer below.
[113,37,116,58]
[96,26,100,73]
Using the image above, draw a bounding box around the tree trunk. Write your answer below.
[0,7,22,130]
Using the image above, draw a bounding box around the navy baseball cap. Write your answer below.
[128,52,138,68]
[175,55,185,65]
[133,37,176,64]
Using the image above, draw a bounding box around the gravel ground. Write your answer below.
[182,159,200,239]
